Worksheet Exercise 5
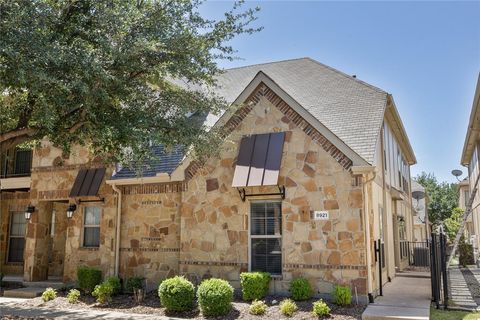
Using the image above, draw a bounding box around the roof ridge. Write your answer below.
[223,57,310,71]
[303,57,387,94]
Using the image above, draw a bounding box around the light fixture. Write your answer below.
[66,204,77,219]
[25,205,35,221]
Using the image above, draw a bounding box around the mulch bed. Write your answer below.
[15,291,365,319]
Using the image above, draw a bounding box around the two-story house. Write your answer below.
[0,58,416,302]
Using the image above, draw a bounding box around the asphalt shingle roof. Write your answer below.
[210,57,388,164]
[111,145,184,179]
[113,57,389,179]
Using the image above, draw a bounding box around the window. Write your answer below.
[250,201,282,275]
[83,207,101,247]
[8,212,26,262]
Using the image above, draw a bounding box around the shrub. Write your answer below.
[312,299,330,317]
[197,278,234,316]
[249,300,268,315]
[459,240,475,267]
[240,272,271,301]
[77,267,102,294]
[125,276,145,293]
[158,276,195,312]
[279,299,298,317]
[41,287,57,302]
[106,276,121,295]
[332,285,352,306]
[67,289,81,304]
[92,282,114,304]
[289,277,312,300]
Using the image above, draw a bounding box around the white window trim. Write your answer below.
[82,206,101,248]
[248,200,283,277]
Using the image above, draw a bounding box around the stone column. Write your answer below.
[24,201,52,281]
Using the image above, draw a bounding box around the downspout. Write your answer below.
[111,183,122,276]
[362,170,376,302]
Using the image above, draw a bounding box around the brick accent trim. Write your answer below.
[120,247,180,253]
[180,260,248,267]
[185,82,353,180]
[1,192,30,200]
[283,263,366,270]
[121,182,187,195]
[32,163,106,173]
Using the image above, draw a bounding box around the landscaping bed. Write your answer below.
[15,291,365,319]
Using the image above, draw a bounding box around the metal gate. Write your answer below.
[430,232,449,309]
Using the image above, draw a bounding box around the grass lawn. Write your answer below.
[431,307,480,320]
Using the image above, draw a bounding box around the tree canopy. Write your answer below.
[415,172,459,226]
[0,0,260,164]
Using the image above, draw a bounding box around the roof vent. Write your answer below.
[352,75,357,78]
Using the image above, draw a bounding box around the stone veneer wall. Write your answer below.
[118,188,183,290]
[180,90,367,295]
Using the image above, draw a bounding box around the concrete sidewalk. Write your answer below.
[0,297,177,320]
[362,271,431,320]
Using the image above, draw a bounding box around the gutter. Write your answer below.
[351,165,376,301]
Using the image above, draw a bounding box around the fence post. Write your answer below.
[431,233,440,308]
[440,233,449,309]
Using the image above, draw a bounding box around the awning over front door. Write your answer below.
[69,168,106,197]
[232,132,285,187]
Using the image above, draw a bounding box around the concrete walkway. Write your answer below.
[0,297,177,320]
[448,266,478,310]
[362,271,431,320]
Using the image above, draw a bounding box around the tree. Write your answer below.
[415,172,458,226]
[444,207,463,242]
[0,0,261,164]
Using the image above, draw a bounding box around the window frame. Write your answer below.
[7,211,27,263]
[248,200,282,276]
[82,206,101,248]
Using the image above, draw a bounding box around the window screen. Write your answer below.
[8,212,26,262]
[83,207,101,247]
[250,202,282,275]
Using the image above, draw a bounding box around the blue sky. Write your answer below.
[201,1,480,183]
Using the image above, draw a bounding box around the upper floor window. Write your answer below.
[83,207,101,247]
[1,149,32,178]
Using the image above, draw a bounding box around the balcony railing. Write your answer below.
[1,149,32,178]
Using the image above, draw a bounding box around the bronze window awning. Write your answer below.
[232,132,285,188]
[69,168,106,197]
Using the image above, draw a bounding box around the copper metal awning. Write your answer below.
[69,168,106,197]
[232,132,285,187]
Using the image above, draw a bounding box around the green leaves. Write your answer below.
[0,0,260,166]
[415,172,459,226]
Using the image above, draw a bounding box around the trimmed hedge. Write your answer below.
[125,276,145,293]
[77,267,102,294]
[240,272,271,301]
[289,277,312,300]
[459,241,475,267]
[106,276,121,295]
[158,276,195,312]
[197,278,234,316]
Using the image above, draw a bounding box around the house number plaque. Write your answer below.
[313,211,329,220]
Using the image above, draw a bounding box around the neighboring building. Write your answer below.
[0,58,416,302]
[461,73,480,253]
[458,178,475,245]
[411,180,429,242]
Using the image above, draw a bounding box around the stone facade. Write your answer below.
[0,81,417,302]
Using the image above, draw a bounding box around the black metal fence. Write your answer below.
[430,233,448,309]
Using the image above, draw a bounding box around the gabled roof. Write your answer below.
[112,57,415,180]
[175,57,390,164]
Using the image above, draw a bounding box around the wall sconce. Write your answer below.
[25,205,35,221]
[66,204,77,219]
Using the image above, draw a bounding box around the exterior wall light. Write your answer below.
[25,205,35,221]
[67,204,77,219]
